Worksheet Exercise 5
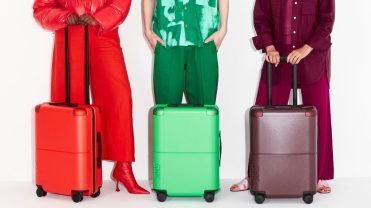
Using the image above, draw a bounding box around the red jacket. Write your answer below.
[33,0,132,33]
[252,0,335,84]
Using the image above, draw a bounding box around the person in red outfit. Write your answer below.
[33,0,149,194]
[230,0,335,194]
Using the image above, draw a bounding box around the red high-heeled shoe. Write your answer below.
[112,162,150,194]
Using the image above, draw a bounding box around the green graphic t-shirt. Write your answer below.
[153,0,220,47]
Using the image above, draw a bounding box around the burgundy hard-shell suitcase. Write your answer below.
[35,26,103,203]
[249,57,317,204]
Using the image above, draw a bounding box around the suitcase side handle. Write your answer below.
[97,132,102,168]
[64,26,90,105]
[267,56,298,107]
[219,132,222,166]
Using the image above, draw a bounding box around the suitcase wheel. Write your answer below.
[254,193,266,204]
[36,186,47,197]
[91,188,101,198]
[303,193,313,204]
[72,192,84,203]
[204,192,215,203]
[156,191,167,202]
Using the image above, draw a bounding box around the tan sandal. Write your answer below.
[318,180,331,194]
[230,178,250,192]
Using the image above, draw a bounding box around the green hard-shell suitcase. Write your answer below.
[152,104,221,202]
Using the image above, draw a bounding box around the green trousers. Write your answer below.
[153,42,218,105]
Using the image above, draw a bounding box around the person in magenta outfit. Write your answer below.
[230,0,335,194]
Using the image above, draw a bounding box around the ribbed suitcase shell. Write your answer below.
[35,103,102,196]
[250,105,317,198]
[152,105,220,198]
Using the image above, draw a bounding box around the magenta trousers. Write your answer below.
[250,70,334,180]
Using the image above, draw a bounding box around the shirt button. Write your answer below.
[184,6,188,10]
[295,1,298,5]
[293,45,296,49]
[185,24,188,28]
[293,31,297,34]
[294,16,297,20]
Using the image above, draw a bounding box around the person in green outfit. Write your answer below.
[142,0,229,105]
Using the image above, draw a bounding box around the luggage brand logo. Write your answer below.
[154,162,161,179]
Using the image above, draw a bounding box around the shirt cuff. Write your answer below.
[307,36,331,51]
[252,33,274,51]
[93,6,121,34]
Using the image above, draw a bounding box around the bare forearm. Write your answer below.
[142,0,156,34]
[218,0,229,33]
[204,0,229,48]
[142,0,164,48]
[266,45,276,52]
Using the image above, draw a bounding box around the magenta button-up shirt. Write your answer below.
[252,0,335,85]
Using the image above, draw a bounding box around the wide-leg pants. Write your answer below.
[51,26,134,162]
[153,42,219,105]
[252,70,334,180]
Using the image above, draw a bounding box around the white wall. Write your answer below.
[0,0,370,182]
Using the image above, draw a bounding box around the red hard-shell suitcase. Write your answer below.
[35,26,102,202]
[249,57,317,204]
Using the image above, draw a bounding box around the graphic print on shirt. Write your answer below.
[153,0,220,47]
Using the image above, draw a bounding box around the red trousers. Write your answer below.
[253,69,334,180]
[51,26,134,162]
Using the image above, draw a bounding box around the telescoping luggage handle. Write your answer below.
[167,104,204,107]
[64,26,90,105]
[267,57,298,107]
[65,26,102,169]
